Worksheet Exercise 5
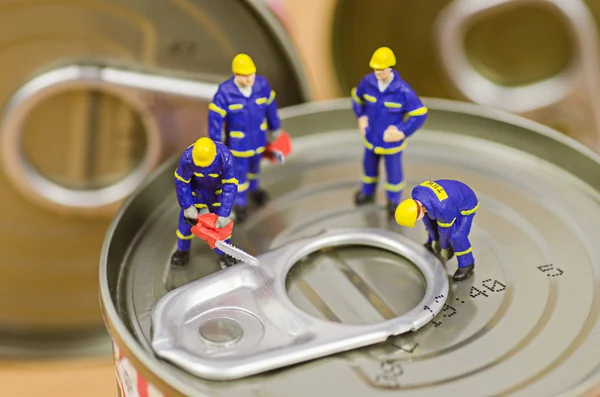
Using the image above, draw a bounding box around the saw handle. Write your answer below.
[190,213,234,249]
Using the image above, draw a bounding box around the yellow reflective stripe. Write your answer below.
[420,180,448,201]
[194,203,208,208]
[176,230,193,240]
[361,175,378,184]
[208,173,219,178]
[384,101,402,108]
[230,131,245,138]
[174,170,190,183]
[256,97,267,105]
[192,191,196,196]
[461,203,479,215]
[212,203,221,207]
[266,90,276,105]
[231,149,255,157]
[362,137,374,150]
[363,94,377,103]
[384,181,406,192]
[256,146,265,154]
[194,172,204,177]
[260,121,267,130]
[228,104,243,110]
[222,178,239,185]
[238,181,250,192]
[374,142,407,155]
[248,172,259,180]
[437,218,456,228]
[215,189,222,194]
[407,106,428,117]
[455,247,473,256]
[209,103,226,117]
[351,87,364,104]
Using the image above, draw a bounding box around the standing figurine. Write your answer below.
[394,179,478,281]
[171,137,239,269]
[351,47,428,217]
[208,53,292,223]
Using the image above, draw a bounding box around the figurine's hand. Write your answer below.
[183,206,199,224]
[358,116,369,135]
[216,216,232,229]
[383,125,405,142]
[268,128,282,143]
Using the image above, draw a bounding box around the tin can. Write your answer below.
[0,0,311,353]
[100,98,600,396]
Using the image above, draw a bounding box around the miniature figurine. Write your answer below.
[394,179,479,281]
[351,47,428,217]
[171,137,240,269]
[208,53,292,223]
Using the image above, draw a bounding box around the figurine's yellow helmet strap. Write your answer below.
[369,47,396,69]
[192,137,217,167]
[395,199,419,228]
[232,53,257,75]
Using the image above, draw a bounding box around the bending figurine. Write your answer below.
[395,179,478,281]
[351,47,428,217]
[171,137,239,269]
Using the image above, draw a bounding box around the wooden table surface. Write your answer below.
[0,357,116,396]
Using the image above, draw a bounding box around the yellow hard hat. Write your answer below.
[395,199,419,228]
[232,53,257,75]
[192,137,217,167]
[369,47,396,69]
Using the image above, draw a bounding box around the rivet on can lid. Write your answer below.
[198,318,244,347]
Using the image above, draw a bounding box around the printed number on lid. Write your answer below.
[420,181,448,201]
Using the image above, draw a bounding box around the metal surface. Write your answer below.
[101,98,600,396]
[151,228,449,380]
[435,0,600,152]
[0,0,311,350]
[215,240,259,266]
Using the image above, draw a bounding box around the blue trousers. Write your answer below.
[422,214,475,268]
[176,192,231,255]
[234,154,262,207]
[360,148,405,204]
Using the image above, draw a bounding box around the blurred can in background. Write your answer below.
[285,0,600,152]
[0,0,311,354]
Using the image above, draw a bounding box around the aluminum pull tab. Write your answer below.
[150,228,449,381]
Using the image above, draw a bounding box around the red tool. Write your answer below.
[263,131,292,164]
[190,213,233,249]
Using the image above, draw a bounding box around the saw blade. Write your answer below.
[215,240,259,266]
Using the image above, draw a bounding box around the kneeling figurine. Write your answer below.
[395,179,478,281]
[171,137,240,269]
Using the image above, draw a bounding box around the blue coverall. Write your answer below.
[351,70,428,204]
[208,76,281,207]
[174,141,239,255]
[412,180,479,268]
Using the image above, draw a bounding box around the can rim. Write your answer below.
[100,97,600,395]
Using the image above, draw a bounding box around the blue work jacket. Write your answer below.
[208,76,281,158]
[174,141,238,218]
[351,70,428,154]
[412,179,479,234]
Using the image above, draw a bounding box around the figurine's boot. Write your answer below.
[453,263,474,281]
[218,254,238,269]
[441,246,455,261]
[387,200,398,218]
[424,240,441,255]
[234,205,248,223]
[170,250,190,266]
[354,190,375,206]
[249,188,269,207]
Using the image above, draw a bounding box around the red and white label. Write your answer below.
[113,340,165,397]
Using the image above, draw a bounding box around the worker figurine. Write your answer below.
[171,137,239,269]
[208,53,292,223]
[351,47,428,217]
[394,179,479,281]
